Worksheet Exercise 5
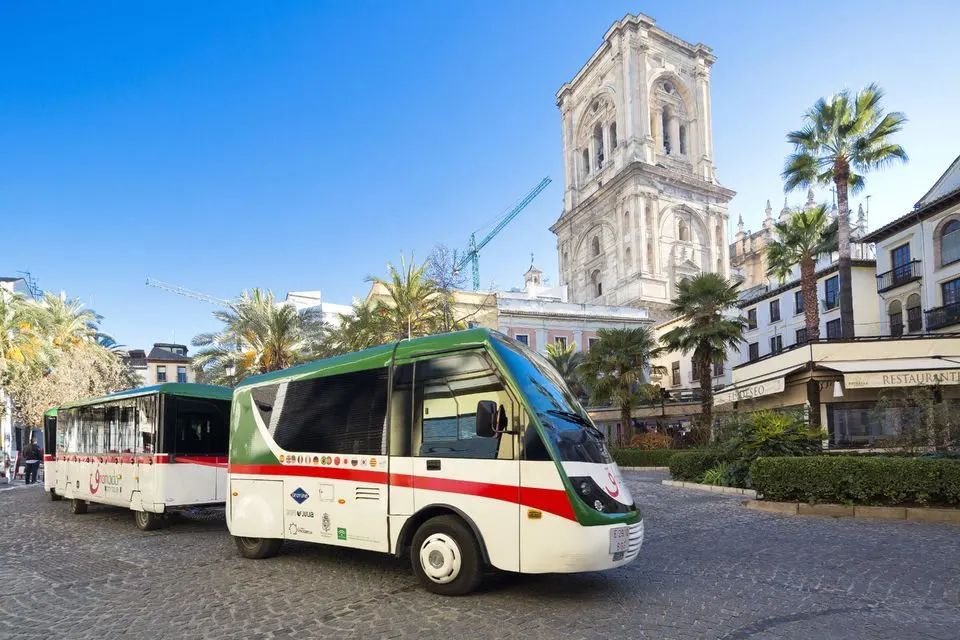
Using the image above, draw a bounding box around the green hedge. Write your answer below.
[612,448,675,467]
[750,456,960,506]
[668,450,723,481]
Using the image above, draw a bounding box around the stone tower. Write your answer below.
[550,14,735,320]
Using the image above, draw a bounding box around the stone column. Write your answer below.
[560,105,574,199]
[639,196,649,275]
[636,38,652,162]
[535,328,548,354]
[720,213,732,278]
[651,197,662,275]
[619,38,635,153]
[669,114,681,158]
[653,106,663,156]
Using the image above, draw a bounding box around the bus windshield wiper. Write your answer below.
[542,410,606,439]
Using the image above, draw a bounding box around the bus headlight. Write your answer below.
[568,476,635,514]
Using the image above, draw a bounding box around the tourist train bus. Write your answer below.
[54,383,232,530]
[227,328,643,595]
[42,407,59,498]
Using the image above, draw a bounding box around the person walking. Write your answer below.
[22,439,40,485]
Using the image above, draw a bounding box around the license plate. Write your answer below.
[609,526,630,554]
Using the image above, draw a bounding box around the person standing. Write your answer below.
[22,439,40,485]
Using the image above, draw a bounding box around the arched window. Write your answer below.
[678,219,689,242]
[593,123,604,169]
[625,246,633,269]
[941,220,960,265]
[581,149,590,178]
[888,300,903,337]
[679,125,687,155]
[590,269,602,297]
[906,293,922,333]
[624,210,630,230]
[609,122,618,149]
[662,106,672,155]
[592,236,601,257]
[562,250,569,270]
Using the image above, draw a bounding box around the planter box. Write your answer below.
[742,500,960,524]
[661,479,757,498]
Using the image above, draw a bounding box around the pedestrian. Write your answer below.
[1,451,10,484]
[22,439,40,485]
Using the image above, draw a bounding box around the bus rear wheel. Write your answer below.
[410,515,483,596]
[69,499,87,515]
[134,510,165,531]
[234,536,283,559]
[50,490,63,501]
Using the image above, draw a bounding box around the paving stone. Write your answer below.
[0,473,957,639]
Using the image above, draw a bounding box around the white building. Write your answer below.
[285,290,354,327]
[862,154,960,335]
[551,13,735,321]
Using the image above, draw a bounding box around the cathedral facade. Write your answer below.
[550,14,735,320]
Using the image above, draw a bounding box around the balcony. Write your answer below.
[876,260,922,293]
[925,302,960,330]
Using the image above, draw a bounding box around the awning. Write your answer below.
[821,358,960,389]
[715,376,786,406]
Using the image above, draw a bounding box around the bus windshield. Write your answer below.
[490,335,611,464]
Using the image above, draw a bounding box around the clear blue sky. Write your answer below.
[3,1,958,349]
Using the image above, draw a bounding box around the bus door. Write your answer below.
[43,412,58,492]
[134,395,160,509]
[400,351,521,573]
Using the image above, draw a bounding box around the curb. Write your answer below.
[742,500,960,524]
[661,479,757,498]
[621,466,670,472]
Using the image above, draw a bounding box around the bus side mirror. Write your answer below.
[476,400,497,438]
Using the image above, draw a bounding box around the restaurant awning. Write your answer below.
[714,376,786,406]
[820,358,960,389]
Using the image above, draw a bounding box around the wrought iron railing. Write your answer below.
[925,302,960,330]
[876,260,922,292]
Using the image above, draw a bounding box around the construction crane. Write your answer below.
[454,176,552,290]
[145,278,231,307]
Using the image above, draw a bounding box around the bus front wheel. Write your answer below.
[234,536,283,559]
[69,499,87,515]
[410,515,483,596]
[134,510,165,531]
[50,490,63,501]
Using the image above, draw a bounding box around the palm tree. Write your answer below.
[0,291,38,378]
[661,273,745,442]
[783,83,907,338]
[324,301,389,355]
[192,289,324,385]
[545,341,586,400]
[765,205,838,341]
[368,255,451,341]
[27,292,100,351]
[578,327,663,447]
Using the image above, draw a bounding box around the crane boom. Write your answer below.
[454,176,552,290]
[145,277,232,307]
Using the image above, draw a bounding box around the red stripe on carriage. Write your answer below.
[174,456,229,468]
[227,463,575,521]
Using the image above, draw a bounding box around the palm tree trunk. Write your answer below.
[620,403,631,449]
[698,355,714,443]
[834,172,855,338]
[801,256,820,341]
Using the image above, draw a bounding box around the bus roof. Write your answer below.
[44,407,58,417]
[59,383,233,409]
[236,328,499,389]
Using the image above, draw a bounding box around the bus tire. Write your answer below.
[134,510,165,531]
[410,515,484,596]
[234,536,283,559]
[50,490,63,501]
[69,499,87,515]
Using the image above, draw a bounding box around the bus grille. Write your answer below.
[625,520,644,560]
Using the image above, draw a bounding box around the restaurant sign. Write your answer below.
[844,369,960,389]
[715,377,785,406]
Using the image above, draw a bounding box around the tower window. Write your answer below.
[662,106,671,155]
[678,220,689,242]
[593,123,604,169]
[679,125,687,155]
[592,236,601,257]
[590,270,602,297]
[610,122,618,149]
[581,149,590,177]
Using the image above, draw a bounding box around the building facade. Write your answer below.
[125,343,195,385]
[551,13,735,321]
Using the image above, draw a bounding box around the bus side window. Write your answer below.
[137,395,156,454]
[413,352,516,460]
[389,363,414,457]
[522,421,552,461]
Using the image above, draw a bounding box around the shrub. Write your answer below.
[750,456,960,505]
[701,463,728,486]
[668,450,723,481]
[612,448,675,468]
[627,432,673,450]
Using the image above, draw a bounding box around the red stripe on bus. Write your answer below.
[174,456,229,468]
[227,463,575,521]
[43,455,55,462]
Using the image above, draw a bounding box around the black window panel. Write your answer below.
[671,361,680,386]
[824,276,839,310]
[826,319,842,339]
[891,243,911,269]
[258,368,389,455]
[748,342,759,361]
[769,299,780,322]
[164,395,231,456]
[770,335,782,353]
[943,278,960,306]
[794,291,804,314]
[522,423,551,461]
[43,415,56,454]
[796,328,808,345]
[747,308,757,330]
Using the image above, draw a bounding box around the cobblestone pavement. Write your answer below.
[1,472,957,640]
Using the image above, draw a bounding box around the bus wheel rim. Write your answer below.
[419,533,461,584]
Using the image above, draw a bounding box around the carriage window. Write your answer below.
[167,396,230,456]
[137,395,157,453]
[252,368,389,455]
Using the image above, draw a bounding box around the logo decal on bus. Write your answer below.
[322,513,331,532]
[90,470,101,495]
[604,470,620,498]
[291,488,310,504]
[337,527,347,540]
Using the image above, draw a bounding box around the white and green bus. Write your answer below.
[55,384,232,530]
[227,328,643,595]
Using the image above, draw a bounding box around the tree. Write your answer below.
[578,327,663,447]
[368,255,451,341]
[765,205,838,341]
[545,341,586,400]
[661,273,745,443]
[783,83,907,338]
[25,291,101,352]
[192,289,325,386]
[324,301,389,355]
[427,244,468,333]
